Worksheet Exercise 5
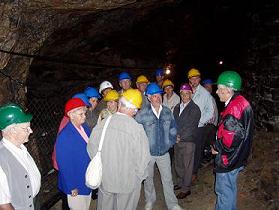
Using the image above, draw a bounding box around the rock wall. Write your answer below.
[245,3,279,131]
[0,0,174,104]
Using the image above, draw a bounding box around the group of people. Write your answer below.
[0,67,254,210]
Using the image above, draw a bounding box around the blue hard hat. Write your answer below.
[72,93,91,107]
[145,83,164,95]
[118,72,132,81]
[155,68,164,77]
[84,87,101,99]
[202,79,214,85]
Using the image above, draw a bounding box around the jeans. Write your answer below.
[215,167,244,210]
[144,152,178,210]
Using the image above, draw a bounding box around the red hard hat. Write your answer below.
[64,98,86,117]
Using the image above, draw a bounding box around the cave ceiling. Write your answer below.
[1,0,255,98]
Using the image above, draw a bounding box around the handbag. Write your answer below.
[85,115,112,189]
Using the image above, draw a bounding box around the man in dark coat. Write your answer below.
[173,83,201,199]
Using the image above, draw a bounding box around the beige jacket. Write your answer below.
[87,112,151,193]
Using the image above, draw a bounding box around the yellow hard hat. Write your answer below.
[104,90,119,102]
[162,79,174,89]
[122,89,142,109]
[136,75,149,84]
[188,68,201,78]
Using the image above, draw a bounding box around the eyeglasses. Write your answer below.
[19,126,32,133]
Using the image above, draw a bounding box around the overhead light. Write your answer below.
[218,60,223,65]
[165,64,174,75]
[166,68,171,75]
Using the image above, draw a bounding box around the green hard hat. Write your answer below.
[216,71,242,91]
[0,103,32,130]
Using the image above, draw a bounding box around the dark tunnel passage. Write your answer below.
[26,1,250,101]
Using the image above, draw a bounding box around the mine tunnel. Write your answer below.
[0,0,278,210]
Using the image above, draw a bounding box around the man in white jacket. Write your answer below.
[0,104,41,210]
[187,68,215,180]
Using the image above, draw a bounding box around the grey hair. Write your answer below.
[1,124,16,133]
[119,97,137,109]
[218,84,235,94]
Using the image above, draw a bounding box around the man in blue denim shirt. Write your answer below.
[135,83,185,210]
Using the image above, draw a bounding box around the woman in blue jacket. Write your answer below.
[56,98,92,210]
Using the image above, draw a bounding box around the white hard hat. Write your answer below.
[99,81,113,94]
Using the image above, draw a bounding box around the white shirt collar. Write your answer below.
[225,96,233,107]
[151,104,162,119]
[180,101,190,108]
[179,101,190,115]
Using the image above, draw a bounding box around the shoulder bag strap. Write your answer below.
[97,115,112,152]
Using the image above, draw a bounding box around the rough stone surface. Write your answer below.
[245,2,279,131]
[0,0,278,130]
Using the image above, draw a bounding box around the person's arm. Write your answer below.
[56,132,80,192]
[87,126,100,159]
[169,113,177,146]
[215,107,253,168]
[0,203,14,210]
[200,93,214,126]
[0,167,12,209]
[134,125,151,181]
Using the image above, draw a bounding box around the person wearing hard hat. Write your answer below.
[162,79,180,113]
[202,79,214,94]
[97,90,119,123]
[0,104,41,210]
[97,81,114,115]
[57,93,91,134]
[53,92,91,171]
[155,68,165,88]
[187,68,215,181]
[135,83,185,210]
[51,92,92,210]
[99,81,114,97]
[212,71,254,210]
[84,87,101,130]
[56,98,92,210]
[173,84,201,199]
[136,75,150,109]
[118,72,132,94]
[87,89,150,210]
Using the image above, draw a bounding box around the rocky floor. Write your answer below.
[50,131,279,210]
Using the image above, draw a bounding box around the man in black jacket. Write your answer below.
[173,83,201,199]
[212,71,254,210]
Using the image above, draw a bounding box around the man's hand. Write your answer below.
[211,146,218,155]
[71,188,79,197]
